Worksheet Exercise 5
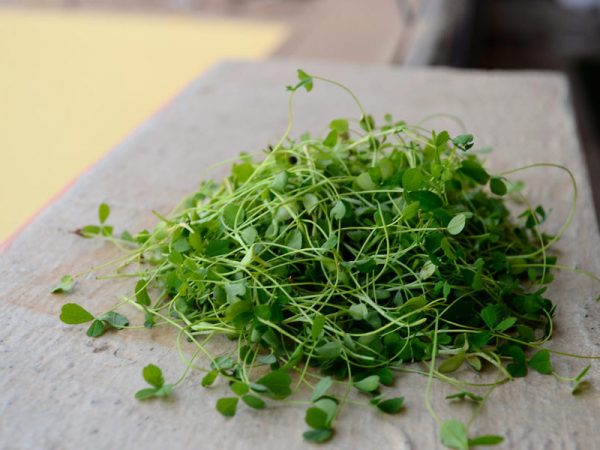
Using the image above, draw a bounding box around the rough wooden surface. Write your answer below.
[1,60,599,450]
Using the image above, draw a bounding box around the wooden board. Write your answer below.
[1,60,599,449]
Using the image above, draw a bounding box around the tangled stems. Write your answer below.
[56,70,598,449]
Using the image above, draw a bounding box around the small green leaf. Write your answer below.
[98,203,110,224]
[311,314,326,340]
[356,172,376,190]
[211,356,235,371]
[331,200,346,220]
[216,397,238,417]
[407,190,444,211]
[466,356,482,372]
[155,384,172,397]
[378,158,395,179]
[311,377,333,401]
[446,390,483,403]
[349,303,368,320]
[51,275,75,294]
[377,367,394,386]
[459,159,489,184]
[480,305,498,329]
[435,131,450,147]
[255,370,292,399]
[86,319,107,337]
[440,420,469,450]
[240,227,258,245]
[270,171,289,192]
[241,394,265,409]
[359,114,375,132]
[225,301,253,327]
[144,312,155,329]
[232,161,254,183]
[490,177,507,196]
[222,204,246,228]
[505,345,528,378]
[305,407,329,429]
[528,349,552,375]
[257,354,277,365]
[201,369,218,387]
[99,311,129,329]
[403,201,420,220]
[354,375,379,393]
[80,225,100,238]
[495,317,517,333]
[323,130,338,148]
[303,194,319,213]
[286,229,303,250]
[143,364,164,388]
[205,239,231,257]
[468,435,504,446]
[224,281,247,304]
[516,325,535,342]
[316,341,342,359]
[313,398,337,423]
[356,258,377,273]
[296,69,313,92]
[375,397,404,414]
[320,234,338,252]
[452,134,474,151]
[135,280,151,306]
[447,214,466,235]
[135,384,172,400]
[231,382,249,396]
[438,354,465,374]
[135,387,159,400]
[402,168,424,191]
[303,428,333,443]
[60,303,94,324]
[419,260,437,280]
[329,118,348,134]
[443,280,451,298]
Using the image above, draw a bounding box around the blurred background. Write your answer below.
[1,0,599,242]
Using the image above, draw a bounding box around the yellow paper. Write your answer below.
[0,8,286,242]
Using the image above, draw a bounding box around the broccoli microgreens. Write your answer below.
[54,70,598,448]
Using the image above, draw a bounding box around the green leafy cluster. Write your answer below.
[54,70,594,449]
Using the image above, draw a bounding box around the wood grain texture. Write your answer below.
[1,60,599,450]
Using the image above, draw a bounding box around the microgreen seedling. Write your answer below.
[51,275,75,294]
[135,364,173,400]
[59,303,128,337]
[53,69,598,449]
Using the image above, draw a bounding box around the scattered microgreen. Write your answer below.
[135,364,173,400]
[76,203,114,238]
[51,275,75,294]
[56,69,598,448]
[59,303,128,337]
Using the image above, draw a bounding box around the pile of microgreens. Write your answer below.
[54,70,596,449]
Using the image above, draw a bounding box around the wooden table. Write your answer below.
[1,60,599,449]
